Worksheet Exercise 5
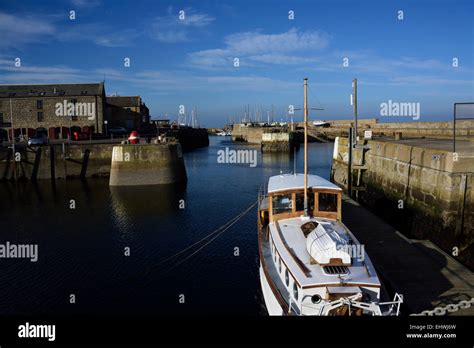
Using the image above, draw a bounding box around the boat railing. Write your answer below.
[299,292,404,316]
[379,292,404,316]
[287,295,301,315]
[257,186,268,210]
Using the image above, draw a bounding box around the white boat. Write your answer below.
[312,120,329,127]
[257,78,403,316]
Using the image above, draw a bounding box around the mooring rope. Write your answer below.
[156,200,258,272]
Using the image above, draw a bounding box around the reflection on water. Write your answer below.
[110,183,186,219]
[110,184,186,237]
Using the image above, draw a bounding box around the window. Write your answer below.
[272,194,293,214]
[37,111,43,122]
[36,100,43,109]
[285,269,289,286]
[293,282,299,300]
[318,193,338,212]
[278,258,282,273]
[295,192,304,211]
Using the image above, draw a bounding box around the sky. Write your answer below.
[0,0,473,127]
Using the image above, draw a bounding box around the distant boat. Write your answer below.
[217,131,230,136]
[313,120,329,127]
[257,78,403,316]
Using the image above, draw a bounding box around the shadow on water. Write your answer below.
[109,182,187,219]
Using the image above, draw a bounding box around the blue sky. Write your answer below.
[0,0,473,127]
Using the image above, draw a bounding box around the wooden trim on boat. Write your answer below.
[302,283,381,290]
[314,191,341,221]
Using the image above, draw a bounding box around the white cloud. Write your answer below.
[0,11,137,49]
[150,8,215,43]
[70,0,101,8]
[389,75,474,86]
[225,29,329,55]
[92,29,141,47]
[0,12,56,48]
[0,59,87,83]
[249,54,319,65]
[188,28,330,68]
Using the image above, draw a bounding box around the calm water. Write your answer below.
[0,137,334,317]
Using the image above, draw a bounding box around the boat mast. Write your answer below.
[303,78,309,217]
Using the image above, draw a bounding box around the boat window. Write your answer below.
[318,193,338,212]
[285,269,289,286]
[272,194,293,214]
[293,282,299,301]
[278,258,282,273]
[295,192,304,211]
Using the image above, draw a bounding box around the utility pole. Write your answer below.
[10,98,17,181]
[303,78,309,217]
[352,78,358,147]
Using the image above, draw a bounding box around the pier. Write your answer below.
[231,123,299,152]
[304,118,474,141]
[0,140,187,185]
[331,135,474,270]
[341,194,474,315]
[109,143,186,186]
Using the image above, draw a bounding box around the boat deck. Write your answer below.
[269,217,381,289]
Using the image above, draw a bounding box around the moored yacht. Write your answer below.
[257,78,402,316]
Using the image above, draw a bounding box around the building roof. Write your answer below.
[267,173,341,193]
[0,83,104,98]
[106,96,141,107]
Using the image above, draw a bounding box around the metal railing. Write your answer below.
[298,292,404,316]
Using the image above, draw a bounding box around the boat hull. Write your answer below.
[259,263,285,315]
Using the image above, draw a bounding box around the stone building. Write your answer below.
[106,96,150,130]
[0,82,106,140]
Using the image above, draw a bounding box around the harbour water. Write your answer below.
[0,136,334,317]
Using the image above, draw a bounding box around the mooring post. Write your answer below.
[50,145,56,181]
[31,147,42,182]
[80,149,90,180]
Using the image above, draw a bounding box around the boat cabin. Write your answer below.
[260,174,342,225]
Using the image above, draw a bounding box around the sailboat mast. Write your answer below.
[303,78,309,217]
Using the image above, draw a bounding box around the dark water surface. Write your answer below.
[0,137,334,317]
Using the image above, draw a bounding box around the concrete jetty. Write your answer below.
[305,118,474,140]
[331,136,474,270]
[0,142,115,181]
[232,124,299,152]
[109,143,186,186]
[0,141,187,185]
